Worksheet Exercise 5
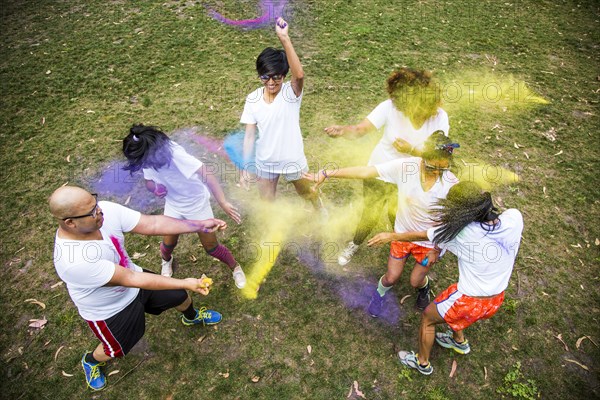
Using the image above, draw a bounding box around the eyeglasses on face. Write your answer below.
[62,194,99,220]
[259,74,285,82]
[423,161,450,171]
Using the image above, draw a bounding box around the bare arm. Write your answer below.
[107,265,209,295]
[131,214,227,236]
[145,179,167,198]
[302,165,380,191]
[367,230,429,246]
[242,124,257,165]
[324,118,375,139]
[197,166,242,224]
[276,18,304,97]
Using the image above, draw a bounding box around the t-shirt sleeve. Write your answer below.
[240,95,257,124]
[374,158,419,185]
[500,209,524,234]
[427,226,450,251]
[281,81,302,103]
[366,100,391,130]
[99,201,141,233]
[142,167,157,182]
[61,259,116,288]
[170,143,203,180]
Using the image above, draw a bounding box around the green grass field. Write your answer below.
[1,0,599,398]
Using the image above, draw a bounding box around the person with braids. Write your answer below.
[324,67,449,267]
[305,132,459,313]
[367,181,524,375]
[122,124,247,289]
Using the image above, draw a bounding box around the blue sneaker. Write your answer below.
[368,290,386,317]
[181,307,222,326]
[81,352,106,391]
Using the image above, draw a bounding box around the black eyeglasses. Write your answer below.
[423,161,450,171]
[259,74,284,82]
[62,194,99,220]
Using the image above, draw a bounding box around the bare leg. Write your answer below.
[381,256,408,287]
[453,329,466,343]
[92,343,112,363]
[410,261,432,288]
[418,302,445,365]
[174,295,192,312]
[257,177,278,201]
[197,231,237,270]
[161,234,179,260]
[291,178,319,207]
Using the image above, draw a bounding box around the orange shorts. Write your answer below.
[434,283,505,331]
[390,241,431,265]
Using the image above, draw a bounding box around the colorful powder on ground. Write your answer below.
[205,0,288,30]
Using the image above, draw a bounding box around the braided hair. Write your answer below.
[431,181,500,244]
[122,124,173,174]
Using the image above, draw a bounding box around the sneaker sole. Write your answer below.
[435,338,470,354]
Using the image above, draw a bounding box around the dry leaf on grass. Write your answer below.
[553,150,563,156]
[50,281,63,289]
[307,345,312,354]
[576,336,598,349]
[108,370,120,376]
[131,252,146,260]
[400,295,412,304]
[29,318,47,329]
[565,359,589,371]
[61,371,73,377]
[449,360,457,378]
[24,299,46,309]
[54,345,64,362]
[66,155,71,163]
[251,376,260,383]
[218,371,229,378]
[197,335,206,343]
[555,334,569,351]
[353,381,366,399]
[484,366,488,380]
[124,196,131,206]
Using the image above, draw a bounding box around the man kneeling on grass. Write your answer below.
[50,186,225,391]
[367,181,523,375]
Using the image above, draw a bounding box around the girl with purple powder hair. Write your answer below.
[123,124,247,289]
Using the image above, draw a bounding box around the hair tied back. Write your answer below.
[435,143,460,154]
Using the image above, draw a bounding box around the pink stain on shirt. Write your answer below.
[110,236,130,269]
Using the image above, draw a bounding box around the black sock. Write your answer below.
[182,303,197,320]
[85,352,100,365]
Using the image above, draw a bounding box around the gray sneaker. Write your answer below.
[435,330,471,354]
[398,350,433,375]
[338,242,359,266]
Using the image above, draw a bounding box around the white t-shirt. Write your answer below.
[367,100,449,166]
[240,81,308,174]
[143,142,211,213]
[53,201,142,321]
[427,209,524,297]
[376,157,458,248]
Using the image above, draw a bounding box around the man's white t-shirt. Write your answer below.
[53,201,142,321]
[375,157,458,248]
[367,100,449,167]
[240,81,308,174]
[143,142,211,214]
[427,209,524,297]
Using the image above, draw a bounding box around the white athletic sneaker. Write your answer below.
[232,264,247,289]
[161,257,174,277]
[338,241,359,266]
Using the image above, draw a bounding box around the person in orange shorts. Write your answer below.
[306,132,459,313]
[367,181,524,375]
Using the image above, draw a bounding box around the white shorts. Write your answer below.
[164,199,214,221]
